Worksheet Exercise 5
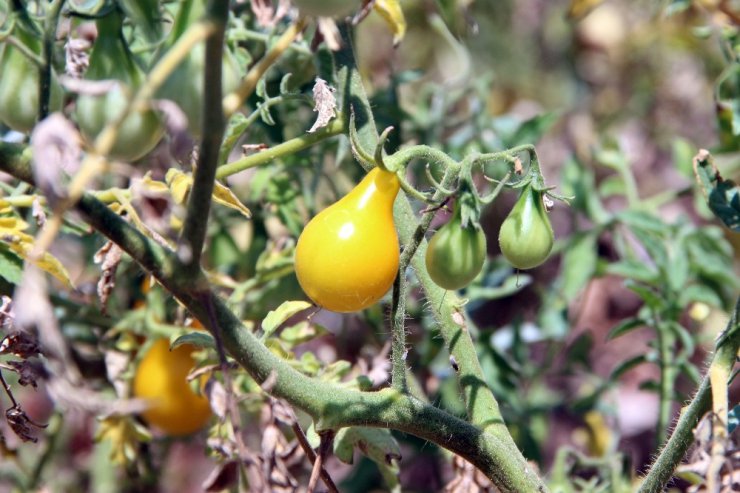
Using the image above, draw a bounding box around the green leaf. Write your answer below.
[595,148,628,171]
[638,380,660,393]
[605,260,659,284]
[261,300,312,340]
[0,245,23,284]
[466,273,531,301]
[607,318,645,340]
[298,351,320,376]
[625,282,662,310]
[609,354,647,380]
[170,332,215,350]
[506,112,559,147]
[280,321,327,347]
[666,321,695,357]
[677,284,724,309]
[617,210,669,234]
[679,360,702,386]
[666,234,689,292]
[320,360,352,382]
[560,231,599,301]
[333,427,402,468]
[598,175,626,197]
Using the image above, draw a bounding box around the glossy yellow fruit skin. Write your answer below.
[295,167,400,312]
[133,339,211,436]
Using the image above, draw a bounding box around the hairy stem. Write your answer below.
[179,0,228,281]
[655,320,676,447]
[215,118,343,179]
[638,299,740,492]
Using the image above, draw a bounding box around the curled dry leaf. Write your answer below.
[250,0,291,27]
[445,455,497,493]
[308,78,337,133]
[64,37,91,79]
[204,378,229,421]
[30,113,82,208]
[202,461,239,492]
[13,267,70,366]
[31,197,46,227]
[5,405,47,443]
[5,360,48,388]
[94,240,123,314]
[0,296,14,332]
[0,332,41,359]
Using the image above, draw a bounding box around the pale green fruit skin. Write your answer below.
[425,218,487,291]
[292,0,362,17]
[498,185,554,270]
[156,43,240,137]
[73,12,164,162]
[76,88,164,161]
[0,37,63,133]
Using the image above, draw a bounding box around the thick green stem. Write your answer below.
[390,271,408,392]
[655,320,676,447]
[638,299,740,492]
[179,0,228,281]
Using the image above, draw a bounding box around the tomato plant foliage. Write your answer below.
[0,1,738,492]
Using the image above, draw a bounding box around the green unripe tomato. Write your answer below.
[425,210,487,290]
[74,11,163,161]
[292,0,362,17]
[0,28,63,132]
[498,185,554,269]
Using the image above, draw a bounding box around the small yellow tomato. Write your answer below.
[133,339,211,436]
[295,167,400,312]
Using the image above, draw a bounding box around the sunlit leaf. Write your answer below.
[171,332,215,350]
[261,300,312,339]
[374,0,407,46]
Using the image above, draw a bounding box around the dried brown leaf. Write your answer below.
[64,37,91,79]
[202,461,239,492]
[308,78,337,133]
[4,360,48,388]
[0,332,40,358]
[6,405,46,443]
[30,114,82,207]
[94,240,123,314]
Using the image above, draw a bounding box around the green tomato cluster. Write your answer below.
[425,184,555,291]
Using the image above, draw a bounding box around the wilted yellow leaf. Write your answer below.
[0,233,74,288]
[165,169,192,205]
[374,0,406,46]
[212,181,252,219]
[165,169,251,219]
[139,172,170,195]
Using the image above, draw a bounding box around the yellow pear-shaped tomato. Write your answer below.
[133,339,211,436]
[498,184,554,269]
[295,167,400,312]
